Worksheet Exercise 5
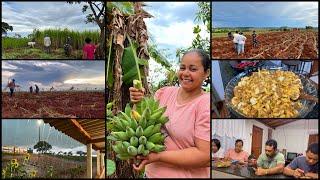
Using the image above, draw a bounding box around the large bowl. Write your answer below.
[225,66,318,118]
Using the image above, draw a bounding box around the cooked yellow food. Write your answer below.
[231,69,303,118]
[214,160,231,168]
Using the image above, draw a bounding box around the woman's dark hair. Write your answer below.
[235,139,243,146]
[307,143,318,154]
[265,139,277,150]
[212,138,221,150]
[85,37,92,44]
[182,49,210,71]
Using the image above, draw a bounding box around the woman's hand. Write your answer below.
[132,152,161,172]
[129,87,145,103]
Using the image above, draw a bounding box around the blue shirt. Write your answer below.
[288,156,318,173]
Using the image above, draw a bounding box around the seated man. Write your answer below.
[255,139,285,176]
[283,143,318,179]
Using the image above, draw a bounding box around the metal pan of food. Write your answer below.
[225,66,318,118]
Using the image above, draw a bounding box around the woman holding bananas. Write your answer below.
[129,49,210,178]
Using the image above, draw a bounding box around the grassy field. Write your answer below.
[212,29,281,38]
[32,29,100,49]
[2,48,83,59]
[2,37,30,49]
[2,28,100,59]
[2,153,97,178]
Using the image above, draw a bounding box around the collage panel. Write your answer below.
[212,119,319,179]
[1,119,106,178]
[1,60,105,119]
[107,1,211,178]
[2,1,105,60]
[212,60,319,118]
[212,1,318,59]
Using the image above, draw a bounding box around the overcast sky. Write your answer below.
[2,119,90,154]
[144,2,209,85]
[2,1,101,37]
[213,1,318,27]
[2,61,105,91]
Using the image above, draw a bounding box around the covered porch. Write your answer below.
[43,119,105,178]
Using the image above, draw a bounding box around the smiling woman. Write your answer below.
[129,49,211,178]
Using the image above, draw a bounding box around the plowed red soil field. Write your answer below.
[2,91,105,118]
[212,31,318,59]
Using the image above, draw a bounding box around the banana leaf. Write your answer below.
[121,40,146,85]
[107,2,134,16]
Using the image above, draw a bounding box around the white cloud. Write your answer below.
[279,2,318,26]
[2,61,19,70]
[64,76,105,85]
[2,1,100,36]
[2,71,16,82]
[146,19,208,49]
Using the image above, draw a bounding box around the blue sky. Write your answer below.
[2,119,89,154]
[2,1,100,37]
[212,2,318,27]
[2,61,105,91]
[144,2,209,85]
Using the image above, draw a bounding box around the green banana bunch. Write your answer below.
[107,97,168,161]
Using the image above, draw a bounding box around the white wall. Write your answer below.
[212,119,270,156]
[244,120,270,155]
[273,119,318,155]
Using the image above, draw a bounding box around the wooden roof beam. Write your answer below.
[69,119,92,140]
[88,137,105,144]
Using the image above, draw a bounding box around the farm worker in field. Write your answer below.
[237,32,247,55]
[129,49,210,178]
[227,32,233,40]
[82,37,96,60]
[7,79,20,97]
[94,43,102,59]
[29,86,33,93]
[35,84,39,94]
[252,31,258,47]
[64,36,73,56]
[44,34,51,53]
[232,31,240,52]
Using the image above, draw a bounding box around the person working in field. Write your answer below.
[64,36,73,57]
[252,31,258,47]
[44,34,51,53]
[237,32,247,55]
[82,37,96,60]
[129,49,210,178]
[94,43,102,59]
[29,86,33,93]
[232,31,240,52]
[6,79,20,97]
[283,143,318,179]
[35,84,39,94]
[227,32,233,40]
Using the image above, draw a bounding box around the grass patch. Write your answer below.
[2,47,83,59]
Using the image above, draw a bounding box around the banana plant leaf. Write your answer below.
[107,2,134,16]
[121,41,147,85]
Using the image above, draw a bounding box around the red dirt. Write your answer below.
[2,91,105,118]
[212,31,318,59]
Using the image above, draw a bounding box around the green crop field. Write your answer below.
[2,28,100,59]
